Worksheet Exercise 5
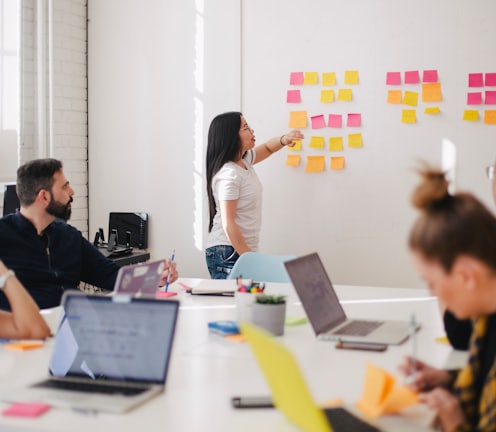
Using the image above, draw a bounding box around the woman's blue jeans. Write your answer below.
[205,245,239,279]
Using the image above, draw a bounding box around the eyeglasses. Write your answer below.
[240,124,253,132]
[486,165,494,180]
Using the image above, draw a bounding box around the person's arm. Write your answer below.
[254,130,304,164]
[219,199,251,255]
[0,260,51,340]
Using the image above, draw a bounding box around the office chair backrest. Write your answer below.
[227,252,298,283]
[3,184,20,216]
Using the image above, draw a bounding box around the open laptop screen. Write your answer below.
[49,294,179,384]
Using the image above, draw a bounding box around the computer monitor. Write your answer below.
[108,212,148,249]
[3,184,20,216]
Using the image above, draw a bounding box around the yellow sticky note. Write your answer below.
[425,107,440,114]
[4,341,44,351]
[348,133,363,148]
[322,72,336,86]
[403,91,419,107]
[309,136,325,149]
[320,90,335,103]
[435,336,449,344]
[330,156,345,170]
[344,70,359,85]
[463,110,478,121]
[289,111,308,128]
[304,72,318,85]
[285,154,301,167]
[484,110,496,125]
[422,83,442,102]
[402,109,416,124]
[329,137,343,151]
[305,156,325,173]
[387,90,402,104]
[287,139,302,151]
[337,88,353,101]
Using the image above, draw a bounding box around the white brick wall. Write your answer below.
[19,0,89,237]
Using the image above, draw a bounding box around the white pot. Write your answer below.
[252,302,286,336]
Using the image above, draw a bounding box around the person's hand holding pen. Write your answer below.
[399,357,452,392]
[159,252,178,288]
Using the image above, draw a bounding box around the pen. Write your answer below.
[409,313,417,382]
[165,249,175,293]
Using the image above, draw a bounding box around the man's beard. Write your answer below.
[46,195,73,221]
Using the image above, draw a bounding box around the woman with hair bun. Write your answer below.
[400,164,496,432]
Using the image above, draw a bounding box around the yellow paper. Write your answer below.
[348,133,363,148]
[330,156,345,170]
[289,111,308,128]
[285,154,301,167]
[387,90,402,104]
[309,136,325,149]
[320,90,335,103]
[4,341,44,351]
[322,72,336,86]
[304,72,318,85]
[484,110,496,125]
[344,70,359,85]
[463,110,479,121]
[401,109,416,124]
[305,156,325,173]
[329,137,343,151]
[435,336,449,344]
[403,91,419,107]
[422,83,442,102]
[287,139,302,151]
[337,88,353,101]
[425,107,440,114]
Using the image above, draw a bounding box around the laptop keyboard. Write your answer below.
[333,320,383,337]
[324,407,380,431]
[34,379,148,396]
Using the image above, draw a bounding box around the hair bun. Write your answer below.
[411,164,450,210]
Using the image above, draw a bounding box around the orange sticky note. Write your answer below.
[289,111,307,128]
[304,72,318,85]
[402,109,416,124]
[320,90,335,103]
[329,137,343,151]
[309,136,325,149]
[322,72,336,86]
[484,110,496,125]
[463,110,479,121]
[344,70,359,85]
[330,156,345,170]
[422,83,442,102]
[387,90,402,104]
[337,89,353,101]
[348,133,363,148]
[305,156,325,173]
[285,154,301,167]
[4,341,44,351]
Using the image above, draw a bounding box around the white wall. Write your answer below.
[88,0,496,286]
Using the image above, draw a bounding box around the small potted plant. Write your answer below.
[251,294,287,336]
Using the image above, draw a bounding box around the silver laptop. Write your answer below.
[284,253,417,345]
[1,291,179,413]
[114,259,164,297]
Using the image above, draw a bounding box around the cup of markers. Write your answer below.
[235,277,265,323]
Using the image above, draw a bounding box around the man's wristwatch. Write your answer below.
[0,270,15,290]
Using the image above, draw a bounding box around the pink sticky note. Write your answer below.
[311,114,326,129]
[328,114,342,128]
[467,92,483,105]
[286,89,301,103]
[386,72,401,85]
[485,91,496,105]
[422,70,438,83]
[469,73,484,88]
[347,113,362,127]
[3,402,51,417]
[404,70,420,84]
[290,72,304,85]
[485,73,496,87]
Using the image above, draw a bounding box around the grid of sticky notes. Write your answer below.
[463,72,496,124]
[286,71,363,172]
[385,70,442,123]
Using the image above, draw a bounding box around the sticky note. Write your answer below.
[347,113,362,127]
[320,90,335,103]
[463,110,479,121]
[286,89,301,103]
[311,115,326,129]
[329,137,343,151]
[328,114,342,128]
[285,154,301,167]
[424,107,440,114]
[422,70,438,83]
[309,136,325,149]
[401,109,416,124]
[304,72,319,85]
[485,91,496,105]
[287,140,302,151]
[290,72,304,85]
[337,88,353,101]
[305,156,325,173]
[387,90,402,104]
[330,156,345,170]
[322,72,336,86]
[484,110,496,125]
[344,70,359,85]
[467,92,483,105]
[289,111,307,128]
[2,402,51,417]
[469,73,484,88]
[404,70,420,84]
[386,72,401,85]
[4,341,44,351]
[403,91,419,107]
[348,133,363,148]
[422,83,442,102]
[285,316,308,326]
[485,73,496,86]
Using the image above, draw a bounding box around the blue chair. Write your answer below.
[227,252,298,283]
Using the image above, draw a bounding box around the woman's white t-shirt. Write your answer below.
[206,149,262,251]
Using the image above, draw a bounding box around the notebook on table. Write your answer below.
[240,322,381,432]
[113,259,164,297]
[0,291,179,414]
[284,253,417,345]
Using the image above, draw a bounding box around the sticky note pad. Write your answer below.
[305,156,325,173]
[286,89,301,103]
[3,402,51,417]
[289,111,307,128]
[330,156,345,170]
[422,83,442,102]
[289,72,304,85]
[484,110,496,125]
[422,70,438,83]
[387,90,402,104]
[4,341,44,351]
[309,136,325,149]
[348,133,363,148]
[347,113,362,127]
[485,73,496,86]
[337,89,353,101]
[485,91,496,105]
[322,72,336,86]
[287,140,302,151]
[310,114,326,129]
[285,154,301,167]
[424,107,440,115]
[304,72,319,85]
[463,110,479,121]
[403,91,419,107]
[467,92,483,105]
[329,137,343,152]
[469,73,484,88]
[344,70,359,85]
[328,114,342,128]
[401,109,417,124]
[320,90,335,103]
[386,72,401,85]
[404,70,420,84]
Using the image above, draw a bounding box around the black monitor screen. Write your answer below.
[108,212,148,249]
[3,184,19,216]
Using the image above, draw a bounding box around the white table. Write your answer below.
[0,280,467,431]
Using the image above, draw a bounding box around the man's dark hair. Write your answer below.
[16,158,63,206]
